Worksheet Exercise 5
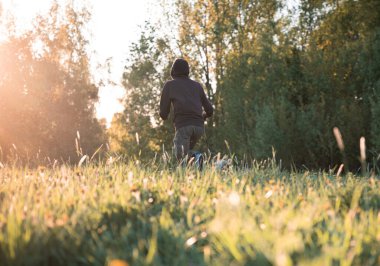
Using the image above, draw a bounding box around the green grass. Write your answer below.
[0,160,379,266]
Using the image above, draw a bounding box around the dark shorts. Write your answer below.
[174,125,204,160]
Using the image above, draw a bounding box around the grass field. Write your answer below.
[0,158,379,266]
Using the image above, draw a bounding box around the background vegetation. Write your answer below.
[0,2,106,164]
[109,0,380,172]
[0,0,380,171]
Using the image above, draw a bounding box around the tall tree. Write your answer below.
[108,25,175,159]
[0,2,106,163]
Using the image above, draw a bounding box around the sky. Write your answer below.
[1,0,154,125]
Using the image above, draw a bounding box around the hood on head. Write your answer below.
[171,58,189,78]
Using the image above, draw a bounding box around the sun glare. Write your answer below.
[1,0,153,126]
[1,0,52,30]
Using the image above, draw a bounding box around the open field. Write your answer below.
[0,160,379,266]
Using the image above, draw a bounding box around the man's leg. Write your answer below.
[174,126,205,163]
[188,126,205,169]
[174,127,190,161]
[189,126,205,151]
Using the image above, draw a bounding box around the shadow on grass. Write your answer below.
[0,204,205,266]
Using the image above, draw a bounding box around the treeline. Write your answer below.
[110,0,380,171]
[0,3,106,164]
[1,0,379,170]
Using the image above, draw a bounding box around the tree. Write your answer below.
[0,2,106,164]
[108,25,175,160]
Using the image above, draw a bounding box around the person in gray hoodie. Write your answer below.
[159,58,213,161]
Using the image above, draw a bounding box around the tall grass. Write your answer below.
[0,159,379,265]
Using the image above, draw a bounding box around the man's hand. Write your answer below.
[202,111,208,121]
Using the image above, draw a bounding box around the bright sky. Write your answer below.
[1,0,155,125]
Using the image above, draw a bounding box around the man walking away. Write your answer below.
[159,58,213,162]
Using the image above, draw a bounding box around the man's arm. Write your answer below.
[200,86,213,119]
[159,83,171,120]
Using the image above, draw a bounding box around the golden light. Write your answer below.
[1,0,153,126]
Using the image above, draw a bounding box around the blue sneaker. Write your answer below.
[190,151,203,171]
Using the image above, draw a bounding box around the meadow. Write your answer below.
[0,157,379,266]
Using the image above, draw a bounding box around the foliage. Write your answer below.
[108,24,175,160]
[0,2,106,164]
[111,0,380,171]
[0,161,379,265]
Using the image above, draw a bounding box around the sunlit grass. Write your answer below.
[0,160,379,265]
